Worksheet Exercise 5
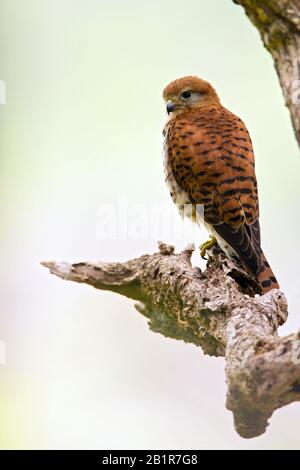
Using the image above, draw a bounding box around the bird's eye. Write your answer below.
[181,90,192,99]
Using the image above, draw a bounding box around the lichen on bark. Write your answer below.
[233,0,300,146]
[42,242,300,438]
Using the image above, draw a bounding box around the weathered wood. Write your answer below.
[41,242,299,439]
[233,0,300,147]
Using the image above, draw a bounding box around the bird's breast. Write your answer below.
[163,147,190,215]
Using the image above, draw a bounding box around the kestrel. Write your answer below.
[162,76,279,293]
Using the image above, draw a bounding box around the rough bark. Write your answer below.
[233,0,300,147]
[42,243,300,439]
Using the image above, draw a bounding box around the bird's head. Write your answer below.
[163,76,220,117]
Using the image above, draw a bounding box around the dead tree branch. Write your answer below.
[233,0,300,146]
[42,243,300,439]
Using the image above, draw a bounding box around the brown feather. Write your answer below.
[163,76,279,292]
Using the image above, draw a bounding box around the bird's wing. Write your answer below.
[210,112,262,275]
[167,108,262,276]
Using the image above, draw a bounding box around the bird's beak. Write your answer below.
[166,100,176,115]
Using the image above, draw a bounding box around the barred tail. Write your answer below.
[257,251,279,293]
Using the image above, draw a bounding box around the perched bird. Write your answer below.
[162,76,279,293]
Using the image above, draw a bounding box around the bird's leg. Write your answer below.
[199,236,217,259]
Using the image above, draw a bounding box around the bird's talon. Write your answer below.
[199,236,217,259]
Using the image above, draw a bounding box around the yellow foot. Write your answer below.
[199,236,217,259]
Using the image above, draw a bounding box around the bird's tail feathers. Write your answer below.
[257,250,279,293]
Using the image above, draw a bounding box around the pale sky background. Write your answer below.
[0,0,300,449]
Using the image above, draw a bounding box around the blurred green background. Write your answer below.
[0,0,299,450]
